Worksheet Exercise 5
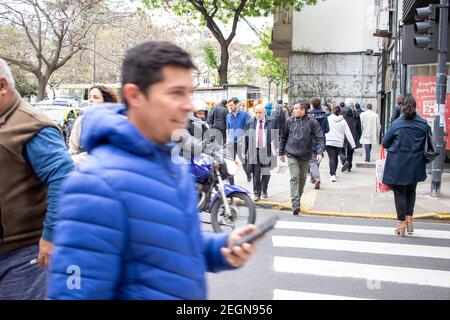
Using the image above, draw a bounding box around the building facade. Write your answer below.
[374,0,449,158]
[270,0,380,108]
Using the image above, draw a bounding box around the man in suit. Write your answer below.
[243,104,275,202]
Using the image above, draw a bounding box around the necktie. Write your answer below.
[258,120,263,148]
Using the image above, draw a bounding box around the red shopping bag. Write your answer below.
[376,147,392,193]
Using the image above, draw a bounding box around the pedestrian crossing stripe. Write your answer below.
[272,235,450,259]
[275,221,450,240]
[274,256,450,288]
[273,289,373,300]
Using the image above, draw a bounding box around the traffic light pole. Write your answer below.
[431,0,449,197]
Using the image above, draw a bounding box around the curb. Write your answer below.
[254,200,450,222]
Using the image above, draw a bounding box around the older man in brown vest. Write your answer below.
[0,59,74,299]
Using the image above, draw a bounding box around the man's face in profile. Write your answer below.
[129,66,194,143]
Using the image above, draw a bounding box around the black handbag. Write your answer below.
[424,127,439,164]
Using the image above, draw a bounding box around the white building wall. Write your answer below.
[287,0,379,109]
[292,0,379,53]
[289,53,378,109]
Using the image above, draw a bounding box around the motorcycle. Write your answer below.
[191,151,256,233]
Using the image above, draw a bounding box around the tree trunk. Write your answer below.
[36,75,49,102]
[218,43,229,85]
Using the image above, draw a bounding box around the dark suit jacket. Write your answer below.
[243,117,276,168]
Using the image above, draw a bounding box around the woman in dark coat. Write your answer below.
[381,94,428,237]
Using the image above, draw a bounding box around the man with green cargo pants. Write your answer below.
[279,101,325,216]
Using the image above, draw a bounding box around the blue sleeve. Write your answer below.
[47,172,127,299]
[202,231,237,273]
[381,125,396,149]
[24,127,75,241]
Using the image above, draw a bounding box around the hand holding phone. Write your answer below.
[230,214,279,248]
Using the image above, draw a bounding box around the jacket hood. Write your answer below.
[81,103,174,156]
[329,114,345,122]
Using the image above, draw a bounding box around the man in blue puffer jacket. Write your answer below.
[47,41,257,300]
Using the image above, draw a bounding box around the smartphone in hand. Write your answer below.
[230,214,279,248]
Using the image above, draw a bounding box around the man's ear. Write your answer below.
[122,83,143,109]
[0,77,8,95]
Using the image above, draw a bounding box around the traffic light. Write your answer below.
[414,4,437,49]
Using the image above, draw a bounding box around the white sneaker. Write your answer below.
[330,175,336,182]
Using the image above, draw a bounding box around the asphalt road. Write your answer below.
[206,209,450,300]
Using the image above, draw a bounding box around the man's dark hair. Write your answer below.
[221,99,227,106]
[366,103,373,110]
[121,41,196,106]
[310,97,321,109]
[396,95,405,106]
[339,102,345,109]
[277,99,283,105]
[227,97,239,105]
[295,100,309,112]
[355,103,361,110]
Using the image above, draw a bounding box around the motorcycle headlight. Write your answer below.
[224,158,238,176]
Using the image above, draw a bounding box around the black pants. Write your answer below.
[364,144,372,161]
[392,183,417,221]
[339,146,354,170]
[326,146,341,176]
[228,142,243,185]
[250,151,271,197]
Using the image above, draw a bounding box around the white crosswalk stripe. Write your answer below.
[275,221,450,240]
[271,219,450,300]
[272,235,450,259]
[273,289,373,300]
[274,256,450,288]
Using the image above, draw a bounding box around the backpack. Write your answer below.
[272,106,286,130]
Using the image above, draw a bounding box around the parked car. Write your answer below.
[34,101,80,146]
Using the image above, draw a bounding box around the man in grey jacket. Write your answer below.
[279,101,325,215]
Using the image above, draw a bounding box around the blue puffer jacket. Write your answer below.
[47,104,232,300]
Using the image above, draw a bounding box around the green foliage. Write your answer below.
[141,0,318,84]
[203,44,219,70]
[251,28,287,83]
[142,0,318,23]
[202,43,219,85]
[11,66,38,98]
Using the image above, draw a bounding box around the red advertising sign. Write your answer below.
[411,76,450,150]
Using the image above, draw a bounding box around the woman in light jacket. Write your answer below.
[381,94,428,237]
[69,85,119,165]
[325,105,356,182]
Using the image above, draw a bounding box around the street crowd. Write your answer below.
[0,40,431,300]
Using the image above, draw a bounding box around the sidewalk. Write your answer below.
[234,145,450,221]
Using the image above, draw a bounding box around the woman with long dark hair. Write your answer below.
[381,94,428,236]
[69,85,119,165]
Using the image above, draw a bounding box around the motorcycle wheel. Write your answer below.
[210,192,256,233]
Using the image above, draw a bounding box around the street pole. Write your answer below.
[431,0,449,197]
[268,77,272,102]
[391,0,399,113]
[275,82,279,101]
[281,64,285,102]
[93,32,97,85]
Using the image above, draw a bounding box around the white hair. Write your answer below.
[0,58,15,89]
[345,98,354,107]
[254,104,264,111]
